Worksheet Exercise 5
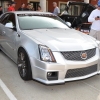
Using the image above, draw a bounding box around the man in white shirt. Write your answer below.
[53,2,60,15]
[88,0,100,40]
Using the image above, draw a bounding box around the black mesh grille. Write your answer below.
[65,64,97,78]
[61,48,96,61]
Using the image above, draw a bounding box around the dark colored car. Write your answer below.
[60,1,96,33]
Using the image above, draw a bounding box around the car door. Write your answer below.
[1,13,18,61]
[0,13,11,51]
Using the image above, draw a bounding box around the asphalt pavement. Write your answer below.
[0,51,100,100]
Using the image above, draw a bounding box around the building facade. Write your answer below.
[0,0,98,12]
[0,0,11,12]
[13,0,85,12]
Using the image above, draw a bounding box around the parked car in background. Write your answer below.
[0,11,100,84]
[60,1,96,34]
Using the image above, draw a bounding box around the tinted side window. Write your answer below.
[6,14,16,28]
[0,14,10,25]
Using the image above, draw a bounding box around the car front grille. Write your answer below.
[65,64,97,78]
[61,48,96,61]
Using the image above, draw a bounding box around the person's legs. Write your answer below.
[89,29,97,39]
[96,31,100,41]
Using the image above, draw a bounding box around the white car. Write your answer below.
[0,11,100,84]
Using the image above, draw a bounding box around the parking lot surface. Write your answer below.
[0,51,100,100]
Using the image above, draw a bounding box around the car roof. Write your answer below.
[68,1,87,4]
[5,11,53,15]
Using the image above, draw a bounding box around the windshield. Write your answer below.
[17,14,69,30]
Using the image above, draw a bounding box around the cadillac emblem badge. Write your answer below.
[81,52,87,60]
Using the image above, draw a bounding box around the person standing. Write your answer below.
[32,7,34,11]
[7,4,11,11]
[25,3,32,11]
[8,1,16,11]
[0,6,3,15]
[88,0,100,40]
[53,2,60,15]
[18,3,25,11]
[37,5,42,12]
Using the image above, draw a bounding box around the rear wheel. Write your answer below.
[17,49,32,80]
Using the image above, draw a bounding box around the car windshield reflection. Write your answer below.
[18,15,69,30]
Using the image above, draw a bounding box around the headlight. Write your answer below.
[39,45,56,62]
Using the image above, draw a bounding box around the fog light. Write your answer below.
[47,72,52,77]
[47,72,58,81]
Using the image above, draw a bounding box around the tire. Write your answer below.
[17,49,32,81]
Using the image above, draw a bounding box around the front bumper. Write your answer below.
[30,49,100,84]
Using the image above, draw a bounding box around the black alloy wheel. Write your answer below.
[17,49,32,81]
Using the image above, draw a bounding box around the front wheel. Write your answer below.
[17,49,32,81]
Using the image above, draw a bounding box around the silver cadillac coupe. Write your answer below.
[0,11,100,84]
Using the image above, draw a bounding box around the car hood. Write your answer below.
[22,29,97,51]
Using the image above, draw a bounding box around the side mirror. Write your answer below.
[5,22,14,29]
[66,22,71,27]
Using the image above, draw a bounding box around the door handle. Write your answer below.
[17,33,20,37]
